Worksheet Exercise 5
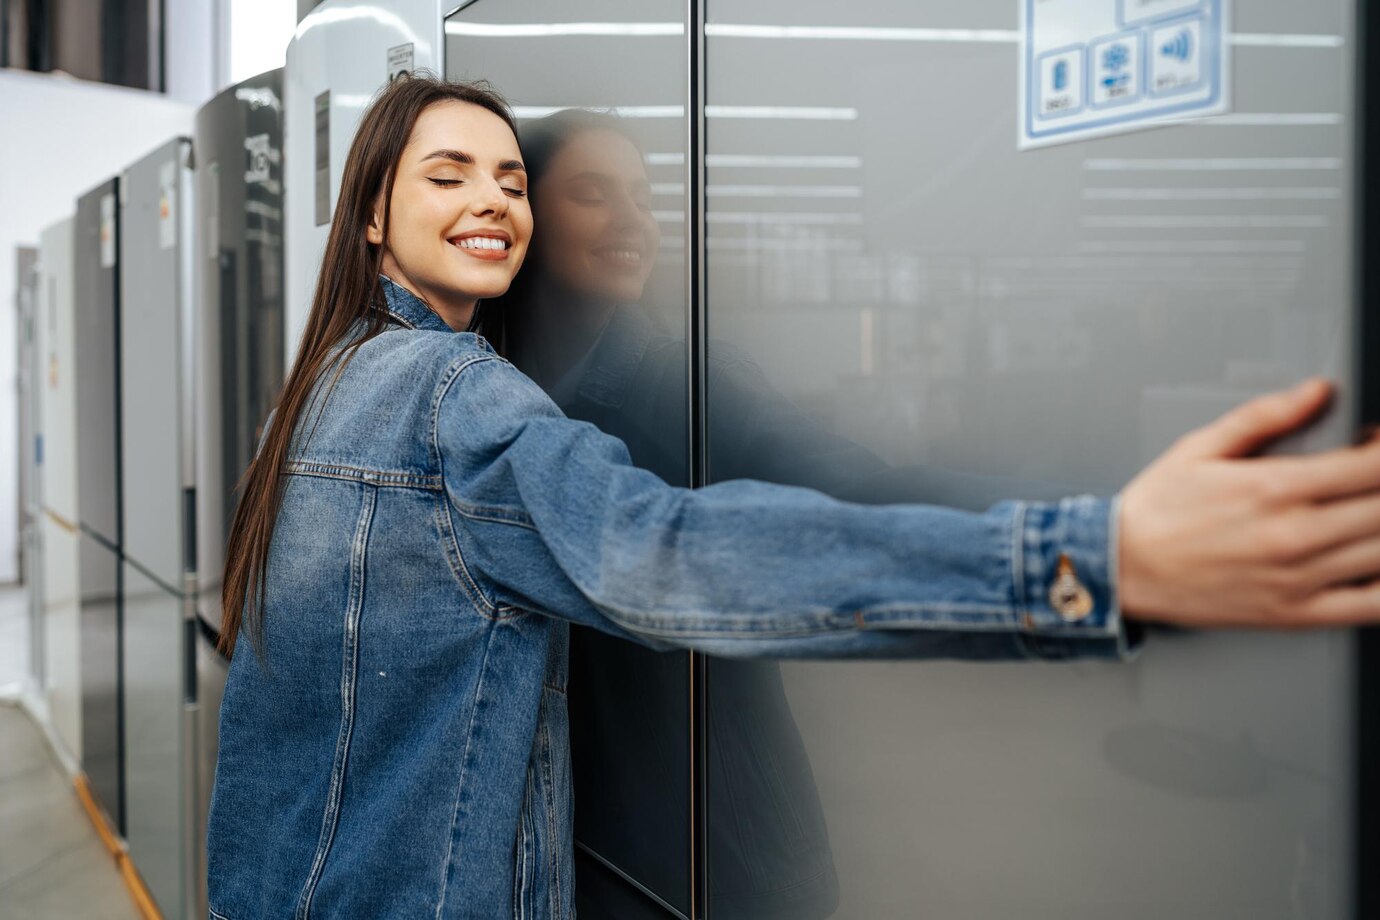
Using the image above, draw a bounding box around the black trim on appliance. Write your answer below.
[687,1,709,917]
[112,177,127,838]
[1356,0,1379,917]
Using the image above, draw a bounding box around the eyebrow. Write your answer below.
[421,149,526,172]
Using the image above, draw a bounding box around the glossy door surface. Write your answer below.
[119,137,195,917]
[194,72,285,640]
[193,71,286,917]
[446,3,692,914]
[703,1,1356,917]
[74,178,124,832]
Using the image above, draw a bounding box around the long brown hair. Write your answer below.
[219,74,518,657]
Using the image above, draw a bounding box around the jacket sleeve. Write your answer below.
[436,352,1139,661]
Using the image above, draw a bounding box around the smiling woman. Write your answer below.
[364,99,532,330]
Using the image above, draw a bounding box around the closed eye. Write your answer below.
[428,178,462,187]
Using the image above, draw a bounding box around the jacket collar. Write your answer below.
[380,275,454,333]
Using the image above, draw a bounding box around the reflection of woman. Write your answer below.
[489,109,845,918]
[210,76,1380,919]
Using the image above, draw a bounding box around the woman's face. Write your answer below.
[368,100,533,328]
[533,127,660,304]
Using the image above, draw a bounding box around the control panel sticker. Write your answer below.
[1019,0,1229,149]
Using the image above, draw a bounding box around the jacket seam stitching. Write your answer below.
[294,484,377,920]
[452,502,537,530]
[432,354,510,618]
[436,626,500,919]
[285,461,443,489]
[540,708,560,916]
[433,496,500,617]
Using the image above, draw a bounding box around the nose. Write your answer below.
[468,175,509,218]
[610,189,642,230]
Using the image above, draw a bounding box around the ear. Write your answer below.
[366,191,386,246]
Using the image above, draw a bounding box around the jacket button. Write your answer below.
[1049,553,1093,622]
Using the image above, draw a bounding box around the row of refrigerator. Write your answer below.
[12,0,1378,917]
[17,71,285,920]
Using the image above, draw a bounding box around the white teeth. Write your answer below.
[601,249,641,264]
[457,237,508,250]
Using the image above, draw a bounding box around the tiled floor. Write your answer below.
[0,585,139,920]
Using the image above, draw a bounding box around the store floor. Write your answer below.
[0,586,139,920]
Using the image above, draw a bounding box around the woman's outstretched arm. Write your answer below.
[440,356,1380,659]
[437,352,1130,661]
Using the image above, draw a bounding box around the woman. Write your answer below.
[208,75,1380,920]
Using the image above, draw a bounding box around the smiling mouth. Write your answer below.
[593,247,643,269]
[451,235,511,261]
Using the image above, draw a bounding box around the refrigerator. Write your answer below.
[192,67,286,918]
[437,0,1376,918]
[73,178,125,834]
[16,245,43,694]
[118,136,198,920]
[38,216,82,765]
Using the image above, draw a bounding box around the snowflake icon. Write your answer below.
[1102,43,1130,72]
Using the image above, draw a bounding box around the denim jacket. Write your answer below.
[206,277,1134,920]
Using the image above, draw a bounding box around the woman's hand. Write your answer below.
[1120,378,1380,628]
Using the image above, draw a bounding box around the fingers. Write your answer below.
[1301,533,1380,588]
[1173,378,1332,460]
[1295,581,1380,626]
[1261,437,1380,503]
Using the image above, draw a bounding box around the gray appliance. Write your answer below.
[16,245,43,692]
[118,136,198,920]
[445,1,1376,917]
[191,67,286,915]
[73,177,125,835]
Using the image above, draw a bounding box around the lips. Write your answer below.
[591,243,644,270]
[450,230,512,261]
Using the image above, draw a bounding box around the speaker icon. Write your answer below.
[1161,29,1193,62]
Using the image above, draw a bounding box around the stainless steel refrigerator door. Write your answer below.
[192,70,285,918]
[194,71,285,642]
[74,178,124,834]
[445,3,693,915]
[119,137,195,918]
[702,1,1356,917]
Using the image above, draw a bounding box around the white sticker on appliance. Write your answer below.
[1019,0,1229,150]
[388,43,414,83]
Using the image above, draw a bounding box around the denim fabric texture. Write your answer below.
[206,277,1134,920]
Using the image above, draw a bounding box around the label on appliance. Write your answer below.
[1019,0,1229,149]
[388,43,414,82]
[159,160,177,250]
[315,91,331,226]
[100,193,116,267]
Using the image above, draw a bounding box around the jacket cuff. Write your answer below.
[1012,494,1143,661]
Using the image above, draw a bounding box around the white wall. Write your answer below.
[0,69,194,582]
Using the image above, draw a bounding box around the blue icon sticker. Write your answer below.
[1035,46,1086,120]
[1090,31,1143,108]
[1150,16,1205,96]
[1020,0,1225,149]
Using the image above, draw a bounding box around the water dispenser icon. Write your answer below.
[1053,60,1068,92]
